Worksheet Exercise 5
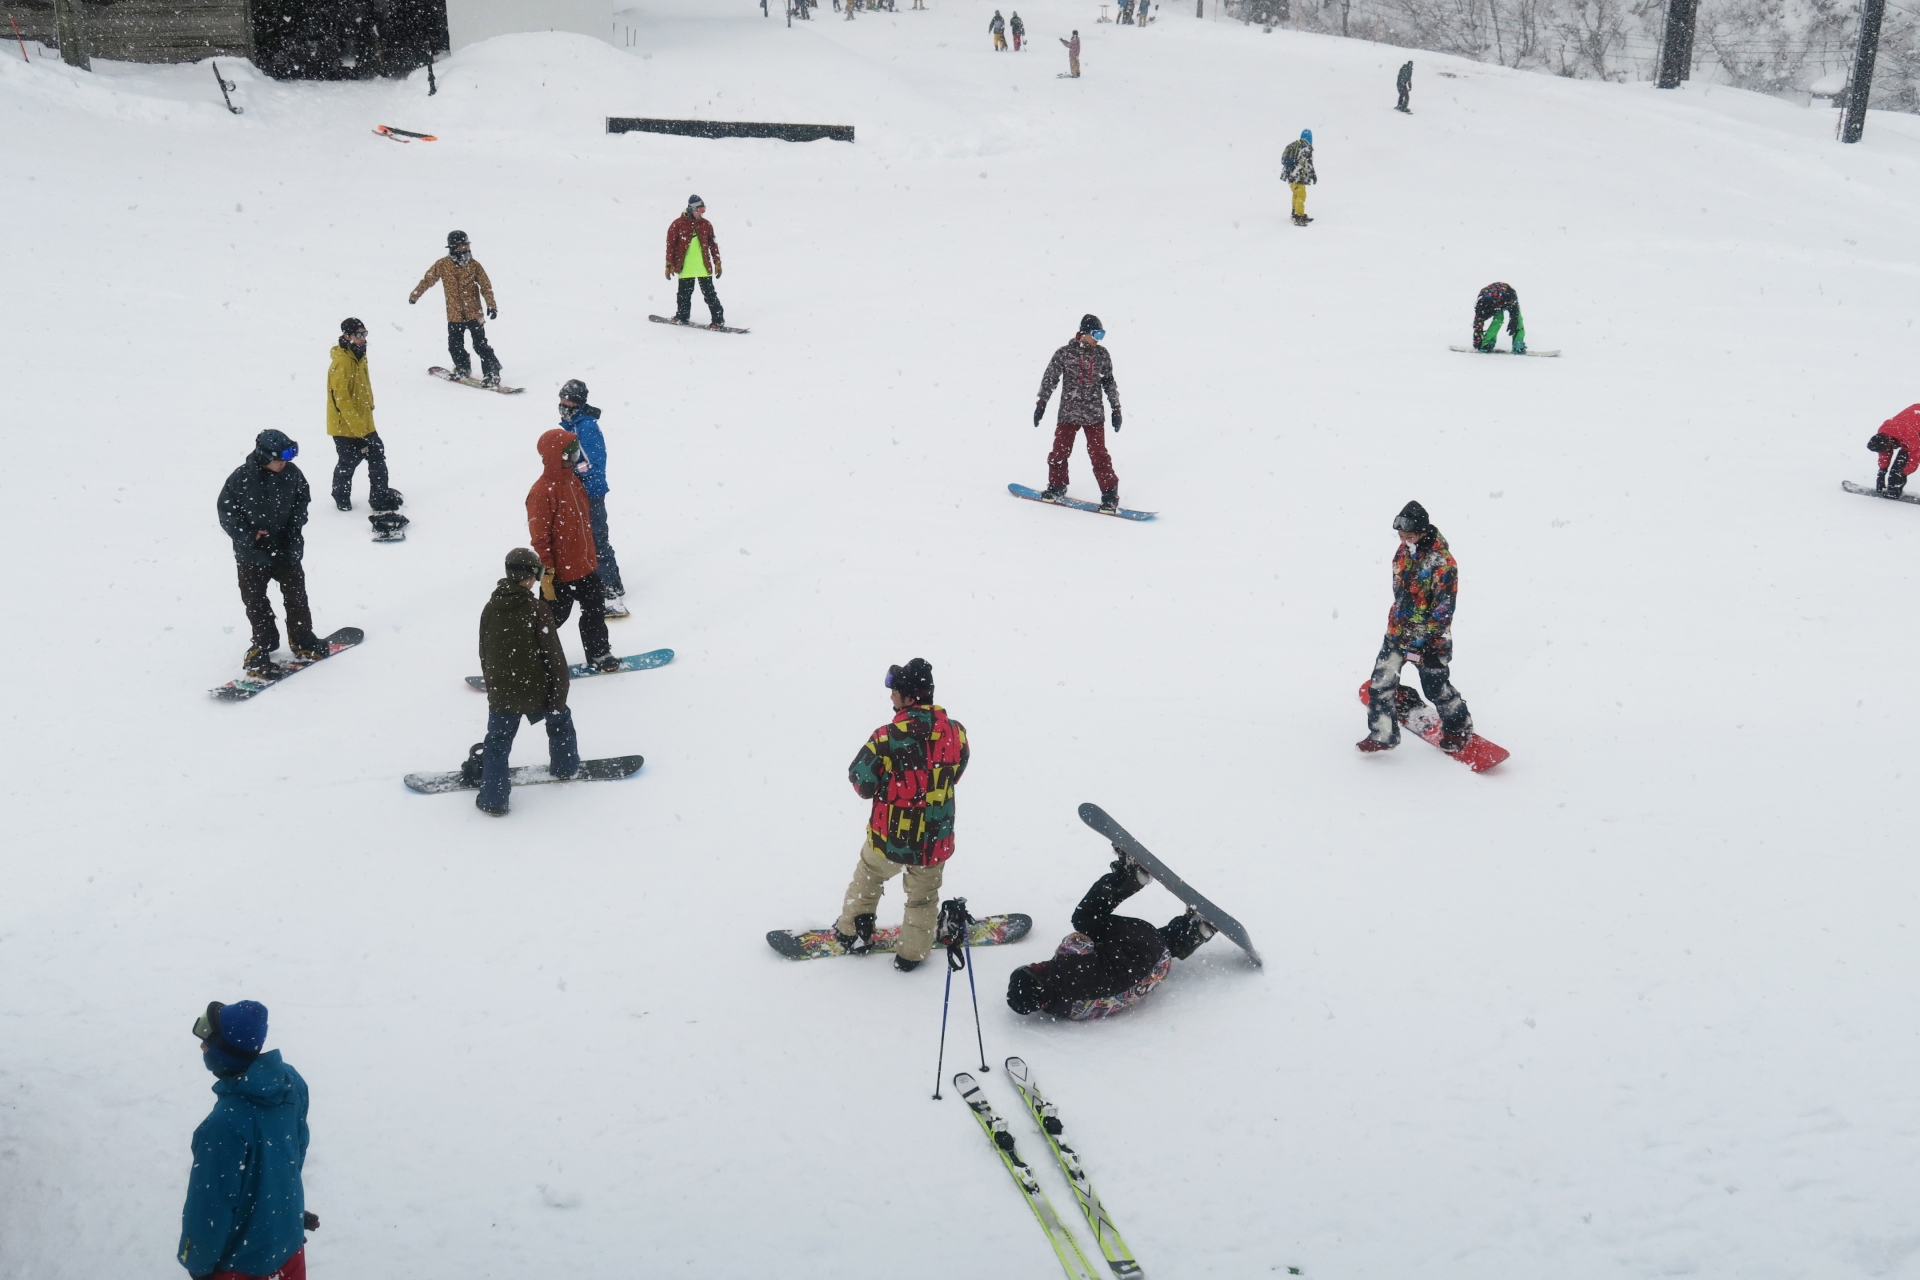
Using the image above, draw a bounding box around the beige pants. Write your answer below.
[836,838,945,962]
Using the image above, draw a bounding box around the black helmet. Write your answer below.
[447,229,470,248]
[559,379,589,405]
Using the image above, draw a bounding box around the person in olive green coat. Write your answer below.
[469,547,578,815]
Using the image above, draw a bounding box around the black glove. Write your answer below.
[1111,407,1122,432]
[303,1211,321,1231]
[487,308,498,321]
[1033,402,1045,428]
[408,297,416,305]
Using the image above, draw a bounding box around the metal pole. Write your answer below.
[9,11,30,60]
[963,934,988,1071]
[1842,0,1886,142]
[1656,0,1698,88]
[931,963,954,1099]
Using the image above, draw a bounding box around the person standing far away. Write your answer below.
[408,230,503,386]
[1472,282,1525,353]
[1396,59,1413,111]
[325,317,402,515]
[1119,0,1134,24]
[1034,313,1124,512]
[833,659,969,972]
[1282,128,1316,225]
[526,428,617,673]
[990,9,1007,47]
[665,195,726,329]
[218,430,326,677]
[1061,28,1080,76]
[1009,10,1024,47]
[1138,0,1150,24]
[557,379,626,619]
[179,999,318,1280]
[465,547,580,815]
[1358,502,1474,755]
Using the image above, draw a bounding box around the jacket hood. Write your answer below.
[537,428,580,480]
[211,1049,297,1106]
[492,577,534,602]
[252,430,295,464]
[893,704,947,742]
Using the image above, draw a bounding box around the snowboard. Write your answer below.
[1841,480,1920,506]
[1076,803,1262,967]
[428,366,524,394]
[404,753,644,794]
[466,647,673,691]
[1008,483,1156,522]
[1355,680,1510,771]
[209,627,363,701]
[1449,346,1560,357]
[373,125,437,142]
[767,912,1032,960]
[370,511,409,543]
[648,315,751,335]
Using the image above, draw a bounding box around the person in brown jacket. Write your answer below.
[408,230,504,386]
[1034,313,1123,511]
[664,196,726,328]
[526,428,617,671]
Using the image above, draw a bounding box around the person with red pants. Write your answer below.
[1034,313,1124,512]
[1867,405,1920,498]
[526,428,618,673]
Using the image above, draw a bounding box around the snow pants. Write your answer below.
[546,573,611,661]
[1397,85,1410,111]
[1881,447,1913,497]
[993,30,1006,48]
[1474,309,1524,353]
[237,559,320,654]
[447,321,501,378]
[674,276,724,325]
[1366,635,1472,746]
[1290,183,1308,217]
[1013,31,1022,47]
[208,1245,307,1280]
[836,838,945,963]
[587,494,624,595]
[1067,53,1080,75]
[477,707,579,812]
[331,432,394,507]
[1047,419,1119,493]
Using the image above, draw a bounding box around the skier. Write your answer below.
[1866,405,1920,497]
[408,230,503,386]
[467,547,579,816]
[1006,850,1216,1019]
[526,427,618,673]
[990,9,1007,48]
[558,379,627,619]
[665,195,725,329]
[180,1000,317,1280]
[1282,128,1315,225]
[325,317,402,515]
[1061,29,1080,76]
[1009,10,1024,47]
[1358,501,1474,754]
[1472,282,1526,353]
[1396,60,1413,111]
[1034,313,1124,512]
[833,659,970,972]
[219,430,326,677]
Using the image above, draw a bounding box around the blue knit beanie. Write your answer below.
[215,1000,269,1053]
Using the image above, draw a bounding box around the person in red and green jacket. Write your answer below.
[833,658,969,970]
[1358,501,1474,753]
[664,194,725,328]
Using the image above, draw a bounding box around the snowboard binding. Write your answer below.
[369,511,410,542]
[459,743,485,787]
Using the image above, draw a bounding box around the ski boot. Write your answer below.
[243,645,283,678]
[834,912,876,955]
[590,652,623,674]
[1038,485,1067,502]
[1098,488,1120,514]
[1355,737,1396,753]
[289,638,331,662]
[460,743,487,787]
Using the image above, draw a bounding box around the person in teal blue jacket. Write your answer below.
[178,1000,316,1279]
[558,379,626,610]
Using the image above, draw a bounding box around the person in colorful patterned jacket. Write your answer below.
[833,658,969,971]
[1359,501,1474,753]
[1034,313,1123,511]
[1472,281,1525,353]
[1006,849,1216,1020]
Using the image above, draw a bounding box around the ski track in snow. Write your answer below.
[3,4,1920,1276]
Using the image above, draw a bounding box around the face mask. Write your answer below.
[451,248,471,265]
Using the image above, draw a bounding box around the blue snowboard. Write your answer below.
[1008,483,1157,521]
[466,647,674,691]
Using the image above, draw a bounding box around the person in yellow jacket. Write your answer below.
[326,319,402,513]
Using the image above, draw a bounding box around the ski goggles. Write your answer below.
[191,1001,225,1041]
[275,443,299,462]
[1089,329,1105,341]
[884,664,907,689]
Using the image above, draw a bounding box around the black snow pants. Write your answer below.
[1878,445,1911,497]
[448,321,501,377]
[675,276,725,326]
[1366,635,1472,746]
[238,558,320,654]
[546,573,611,662]
[331,433,394,507]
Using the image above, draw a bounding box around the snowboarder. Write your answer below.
[1119,0,1134,24]
[1034,314,1124,512]
[219,430,326,677]
[408,230,503,386]
[1472,282,1526,353]
[1867,405,1920,497]
[180,1000,317,1280]
[1282,128,1316,225]
[526,428,618,673]
[1009,10,1024,47]
[1061,29,1080,76]
[833,659,970,972]
[468,547,580,816]
[558,379,626,618]
[665,195,725,329]
[1396,60,1413,111]
[1358,501,1474,754]
[990,9,1007,48]
[325,317,402,516]
[1138,0,1151,23]
[1005,850,1217,1019]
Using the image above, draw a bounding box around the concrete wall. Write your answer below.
[445,0,610,50]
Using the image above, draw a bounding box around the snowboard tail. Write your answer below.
[466,647,673,690]
[767,912,1031,960]
[1009,483,1156,521]
[1356,681,1509,770]
[1076,804,1260,966]
[210,627,363,701]
[404,754,644,794]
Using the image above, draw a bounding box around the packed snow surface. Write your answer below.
[4,4,1920,1276]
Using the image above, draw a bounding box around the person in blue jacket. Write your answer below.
[558,379,627,617]
[179,1000,317,1280]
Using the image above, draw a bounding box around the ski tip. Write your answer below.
[953,1072,978,1092]
[1004,1055,1028,1076]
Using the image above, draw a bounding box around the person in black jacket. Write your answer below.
[1006,850,1216,1020]
[1396,60,1413,112]
[218,429,325,676]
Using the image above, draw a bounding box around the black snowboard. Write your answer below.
[404,754,644,794]
[1077,802,1262,966]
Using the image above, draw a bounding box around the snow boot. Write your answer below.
[290,639,330,662]
[243,645,283,678]
[603,590,630,619]
[1038,484,1067,501]
[1355,738,1396,753]
[369,489,405,511]
[1110,845,1152,888]
[482,372,501,389]
[590,652,623,674]
[835,912,876,955]
[476,798,508,817]
[335,496,353,512]
[1438,730,1473,753]
[893,955,922,972]
[1099,488,1119,514]
[1163,906,1218,960]
[460,743,486,787]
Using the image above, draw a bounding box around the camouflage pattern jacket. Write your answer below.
[1387,529,1458,650]
[849,705,969,866]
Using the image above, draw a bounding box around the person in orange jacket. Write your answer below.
[525,429,617,671]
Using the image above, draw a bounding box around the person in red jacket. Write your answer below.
[526,428,617,672]
[664,195,725,328]
[1867,405,1920,498]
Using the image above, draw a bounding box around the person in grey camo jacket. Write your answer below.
[1033,313,1123,512]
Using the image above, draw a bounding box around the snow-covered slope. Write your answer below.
[4,5,1920,1276]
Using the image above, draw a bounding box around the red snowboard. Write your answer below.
[1356,681,1509,772]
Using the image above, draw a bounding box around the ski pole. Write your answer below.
[932,962,955,1100]
[963,929,988,1071]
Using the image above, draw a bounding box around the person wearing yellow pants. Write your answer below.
[1281,128,1316,226]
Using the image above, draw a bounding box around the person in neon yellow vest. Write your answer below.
[664,195,725,328]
